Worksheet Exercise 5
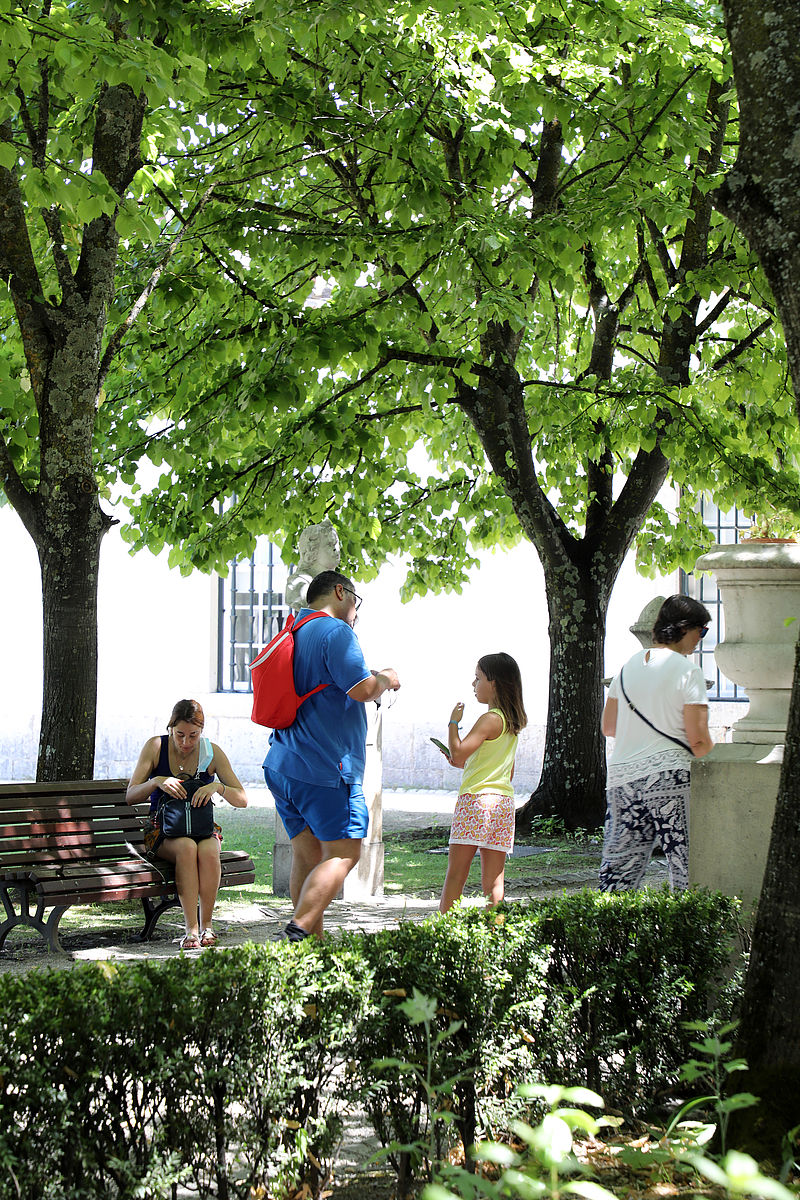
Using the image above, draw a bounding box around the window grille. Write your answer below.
[217,540,289,692]
[680,499,750,701]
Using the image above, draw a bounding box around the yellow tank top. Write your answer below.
[460,709,517,796]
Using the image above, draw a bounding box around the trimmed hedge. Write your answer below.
[0,942,373,1200]
[349,889,741,1187]
[0,890,741,1199]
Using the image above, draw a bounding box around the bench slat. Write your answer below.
[29,868,255,908]
[38,884,177,905]
[25,850,253,884]
[1,829,146,852]
[1,844,149,868]
[0,816,145,835]
[0,804,145,824]
[0,779,129,799]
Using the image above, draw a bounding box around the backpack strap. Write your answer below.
[197,736,213,774]
[292,611,330,630]
[619,666,692,754]
[291,611,332,704]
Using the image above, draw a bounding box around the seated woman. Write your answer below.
[127,699,248,951]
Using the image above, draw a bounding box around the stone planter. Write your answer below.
[694,540,800,744]
[690,540,800,910]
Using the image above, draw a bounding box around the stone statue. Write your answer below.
[284,519,341,612]
[630,596,666,650]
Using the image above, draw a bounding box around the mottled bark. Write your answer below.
[534,563,610,828]
[715,0,800,407]
[712,0,800,1156]
[37,508,107,780]
[730,645,800,1157]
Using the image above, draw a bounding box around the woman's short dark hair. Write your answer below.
[167,699,205,730]
[653,595,712,645]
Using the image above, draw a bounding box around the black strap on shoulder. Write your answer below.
[619,666,692,754]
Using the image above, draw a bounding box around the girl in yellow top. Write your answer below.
[439,652,527,913]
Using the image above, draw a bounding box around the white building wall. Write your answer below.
[0,500,721,786]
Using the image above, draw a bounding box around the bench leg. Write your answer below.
[137,894,181,942]
[0,884,69,954]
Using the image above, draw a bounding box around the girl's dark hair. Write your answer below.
[653,595,712,645]
[167,699,205,730]
[478,652,527,735]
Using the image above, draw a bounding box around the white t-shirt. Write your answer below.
[607,647,708,785]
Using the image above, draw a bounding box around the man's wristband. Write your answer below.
[449,721,460,726]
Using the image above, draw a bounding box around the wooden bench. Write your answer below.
[0,779,256,953]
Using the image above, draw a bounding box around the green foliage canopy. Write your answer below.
[88,0,800,593]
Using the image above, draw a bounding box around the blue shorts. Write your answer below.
[264,765,369,842]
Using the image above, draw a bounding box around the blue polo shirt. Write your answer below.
[263,610,371,787]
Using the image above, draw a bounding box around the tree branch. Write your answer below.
[0,429,40,542]
[695,288,733,336]
[98,181,217,387]
[711,316,773,370]
[0,121,51,409]
[644,214,677,284]
[606,66,702,188]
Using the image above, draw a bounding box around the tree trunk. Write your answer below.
[517,558,609,829]
[0,80,144,780]
[707,0,800,1157]
[458,354,670,832]
[35,505,110,781]
[727,643,800,1157]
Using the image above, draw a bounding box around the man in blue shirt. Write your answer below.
[264,570,401,940]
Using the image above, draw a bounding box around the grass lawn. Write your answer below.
[383,825,602,897]
[213,807,603,901]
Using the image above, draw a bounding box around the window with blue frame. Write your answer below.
[217,540,289,692]
[680,499,750,701]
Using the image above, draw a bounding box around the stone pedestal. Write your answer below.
[272,812,292,898]
[271,707,384,898]
[689,743,782,913]
[689,542,800,908]
[695,542,800,742]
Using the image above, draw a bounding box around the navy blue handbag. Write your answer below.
[159,777,215,840]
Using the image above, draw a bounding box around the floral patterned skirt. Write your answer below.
[449,791,515,853]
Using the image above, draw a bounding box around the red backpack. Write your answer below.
[249,611,330,728]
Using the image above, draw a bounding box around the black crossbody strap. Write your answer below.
[619,666,692,754]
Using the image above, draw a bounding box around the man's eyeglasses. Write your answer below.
[699,626,709,638]
[343,587,362,611]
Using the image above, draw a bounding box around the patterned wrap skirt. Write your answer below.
[449,791,515,853]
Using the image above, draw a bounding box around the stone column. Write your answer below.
[342,706,385,899]
[272,805,292,897]
[689,542,800,911]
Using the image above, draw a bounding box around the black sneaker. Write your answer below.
[279,919,310,943]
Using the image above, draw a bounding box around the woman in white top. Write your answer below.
[599,595,714,891]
